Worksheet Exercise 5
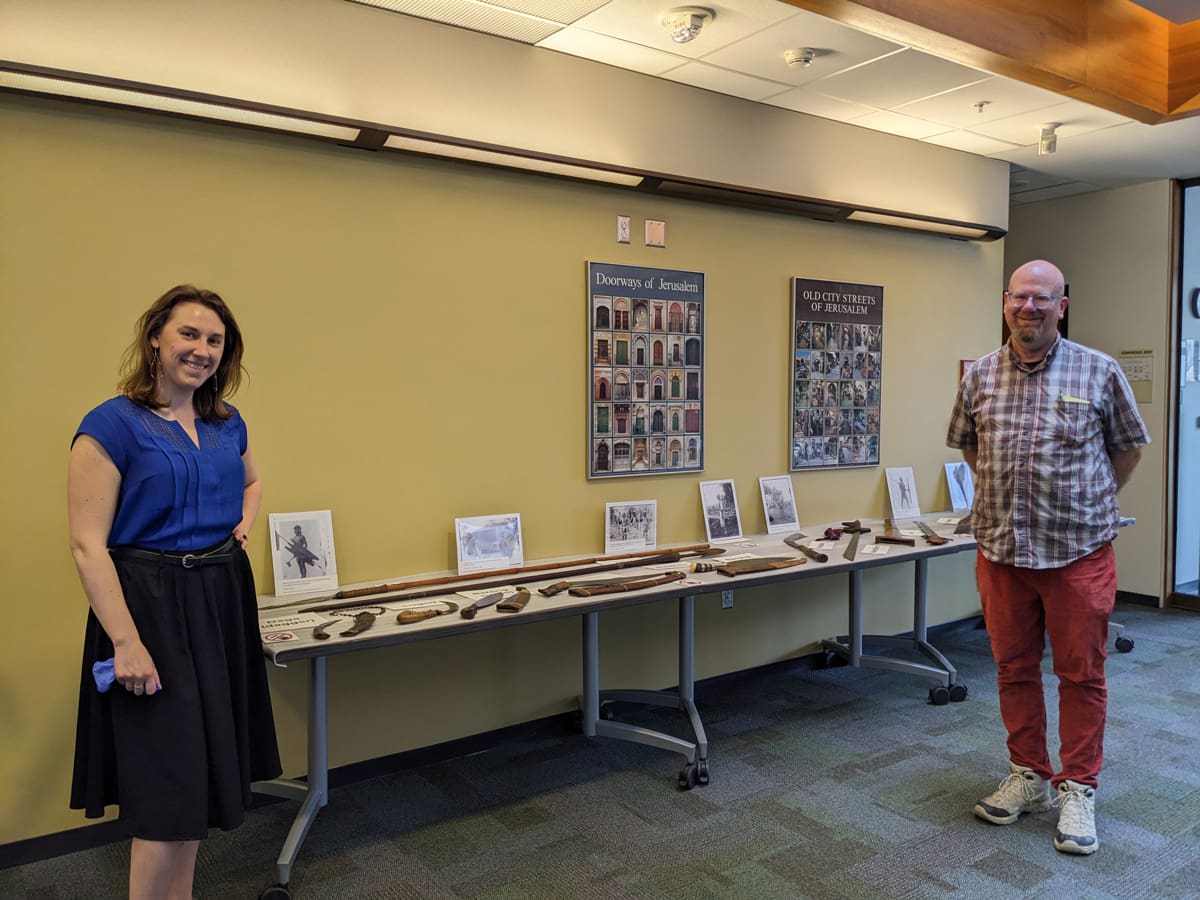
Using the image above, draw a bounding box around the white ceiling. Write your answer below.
[348,0,1200,203]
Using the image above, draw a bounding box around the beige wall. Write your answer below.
[1005,182,1173,599]
[0,92,1000,844]
[0,0,1010,231]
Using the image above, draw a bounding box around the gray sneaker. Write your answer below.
[1054,780,1098,855]
[973,763,1053,825]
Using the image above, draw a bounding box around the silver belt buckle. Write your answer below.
[181,554,199,569]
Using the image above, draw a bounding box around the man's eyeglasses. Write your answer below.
[1005,290,1063,310]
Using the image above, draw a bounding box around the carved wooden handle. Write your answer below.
[496,589,531,613]
[397,609,441,624]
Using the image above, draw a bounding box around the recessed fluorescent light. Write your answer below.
[846,209,993,240]
[0,71,360,141]
[383,134,644,186]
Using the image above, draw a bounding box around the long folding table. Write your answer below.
[252,516,976,899]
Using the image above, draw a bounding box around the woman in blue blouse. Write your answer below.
[67,285,281,899]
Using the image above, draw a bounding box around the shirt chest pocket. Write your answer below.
[1053,399,1100,445]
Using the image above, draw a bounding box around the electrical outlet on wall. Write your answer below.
[616,215,631,244]
[721,590,733,609]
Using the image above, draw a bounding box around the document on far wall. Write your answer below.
[1117,349,1153,403]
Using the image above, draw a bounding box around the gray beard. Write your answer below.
[1012,320,1046,345]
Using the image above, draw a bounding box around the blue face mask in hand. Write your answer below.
[92,659,116,692]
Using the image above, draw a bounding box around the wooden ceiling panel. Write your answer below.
[781,0,1200,123]
[1169,20,1200,112]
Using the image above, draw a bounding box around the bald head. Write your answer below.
[1004,258,1068,362]
[1009,259,1065,296]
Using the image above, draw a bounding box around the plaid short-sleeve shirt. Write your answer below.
[946,336,1149,569]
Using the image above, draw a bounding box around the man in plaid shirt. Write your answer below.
[947,259,1149,856]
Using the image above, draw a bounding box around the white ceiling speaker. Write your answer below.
[784,48,818,69]
[1038,122,1062,156]
[660,6,715,44]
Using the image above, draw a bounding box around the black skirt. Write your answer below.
[70,542,282,840]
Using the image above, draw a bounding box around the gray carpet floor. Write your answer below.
[4,602,1200,899]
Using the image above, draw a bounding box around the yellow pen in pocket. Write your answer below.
[1059,394,1090,404]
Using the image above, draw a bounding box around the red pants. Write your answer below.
[976,545,1117,788]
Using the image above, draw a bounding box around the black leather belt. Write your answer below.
[111,535,238,569]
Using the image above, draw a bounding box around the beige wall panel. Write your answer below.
[0,94,998,843]
[1005,182,1172,599]
[0,0,1009,230]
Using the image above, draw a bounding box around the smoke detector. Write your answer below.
[1038,122,1061,156]
[661,6,714,44]
[784,48,818,69]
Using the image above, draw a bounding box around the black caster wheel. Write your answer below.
[678,763,698,791]
[1115,636,1134,653]
[928,686,950,706]
[259,884,290,900]
[697,760,710,786]
[949,683,969,703]
[821,650,847,669]
[599,701,615,721]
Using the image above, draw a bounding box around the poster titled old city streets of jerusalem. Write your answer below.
[791,277,883,470]
[588,262,705,478]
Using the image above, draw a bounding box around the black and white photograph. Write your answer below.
[945,460,975,512]
[885,466,922,520]
[699,479,743,542]
[758,475,799,534]
[455,513,524,575]
[268,509,339,597]
[604,500,657,555]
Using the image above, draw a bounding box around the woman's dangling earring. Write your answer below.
[151,347,159,380]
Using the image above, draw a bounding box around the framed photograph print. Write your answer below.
[758,475,799,535]
[269,509,339,596]
[790,277,883,471]
[945,460,975,512]
[885,467,922,520]
[604,500,657,555]
[587,261,705,478]
[455,513,524,575]
[699,479,743,542]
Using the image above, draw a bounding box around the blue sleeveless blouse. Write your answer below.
[75,396,248,551]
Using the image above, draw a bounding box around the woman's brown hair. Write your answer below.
[119,285,245,421]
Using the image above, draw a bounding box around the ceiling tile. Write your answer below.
[924,129,1022,155]
[1008,165,1077,192]
[566,0,800,60]
[347,0,562,43]
[1010,181,1105,203]
[851,109,950,139]
[813,48,989,109]
[658,60,795,102]
[486,0,610,22]
[539,26,687,75]
[894,76,1067,129]
[699,8,902,86]
[762,87,876,121]
[969,100,1133,145]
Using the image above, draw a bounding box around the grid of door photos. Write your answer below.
[588,262,705,478]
